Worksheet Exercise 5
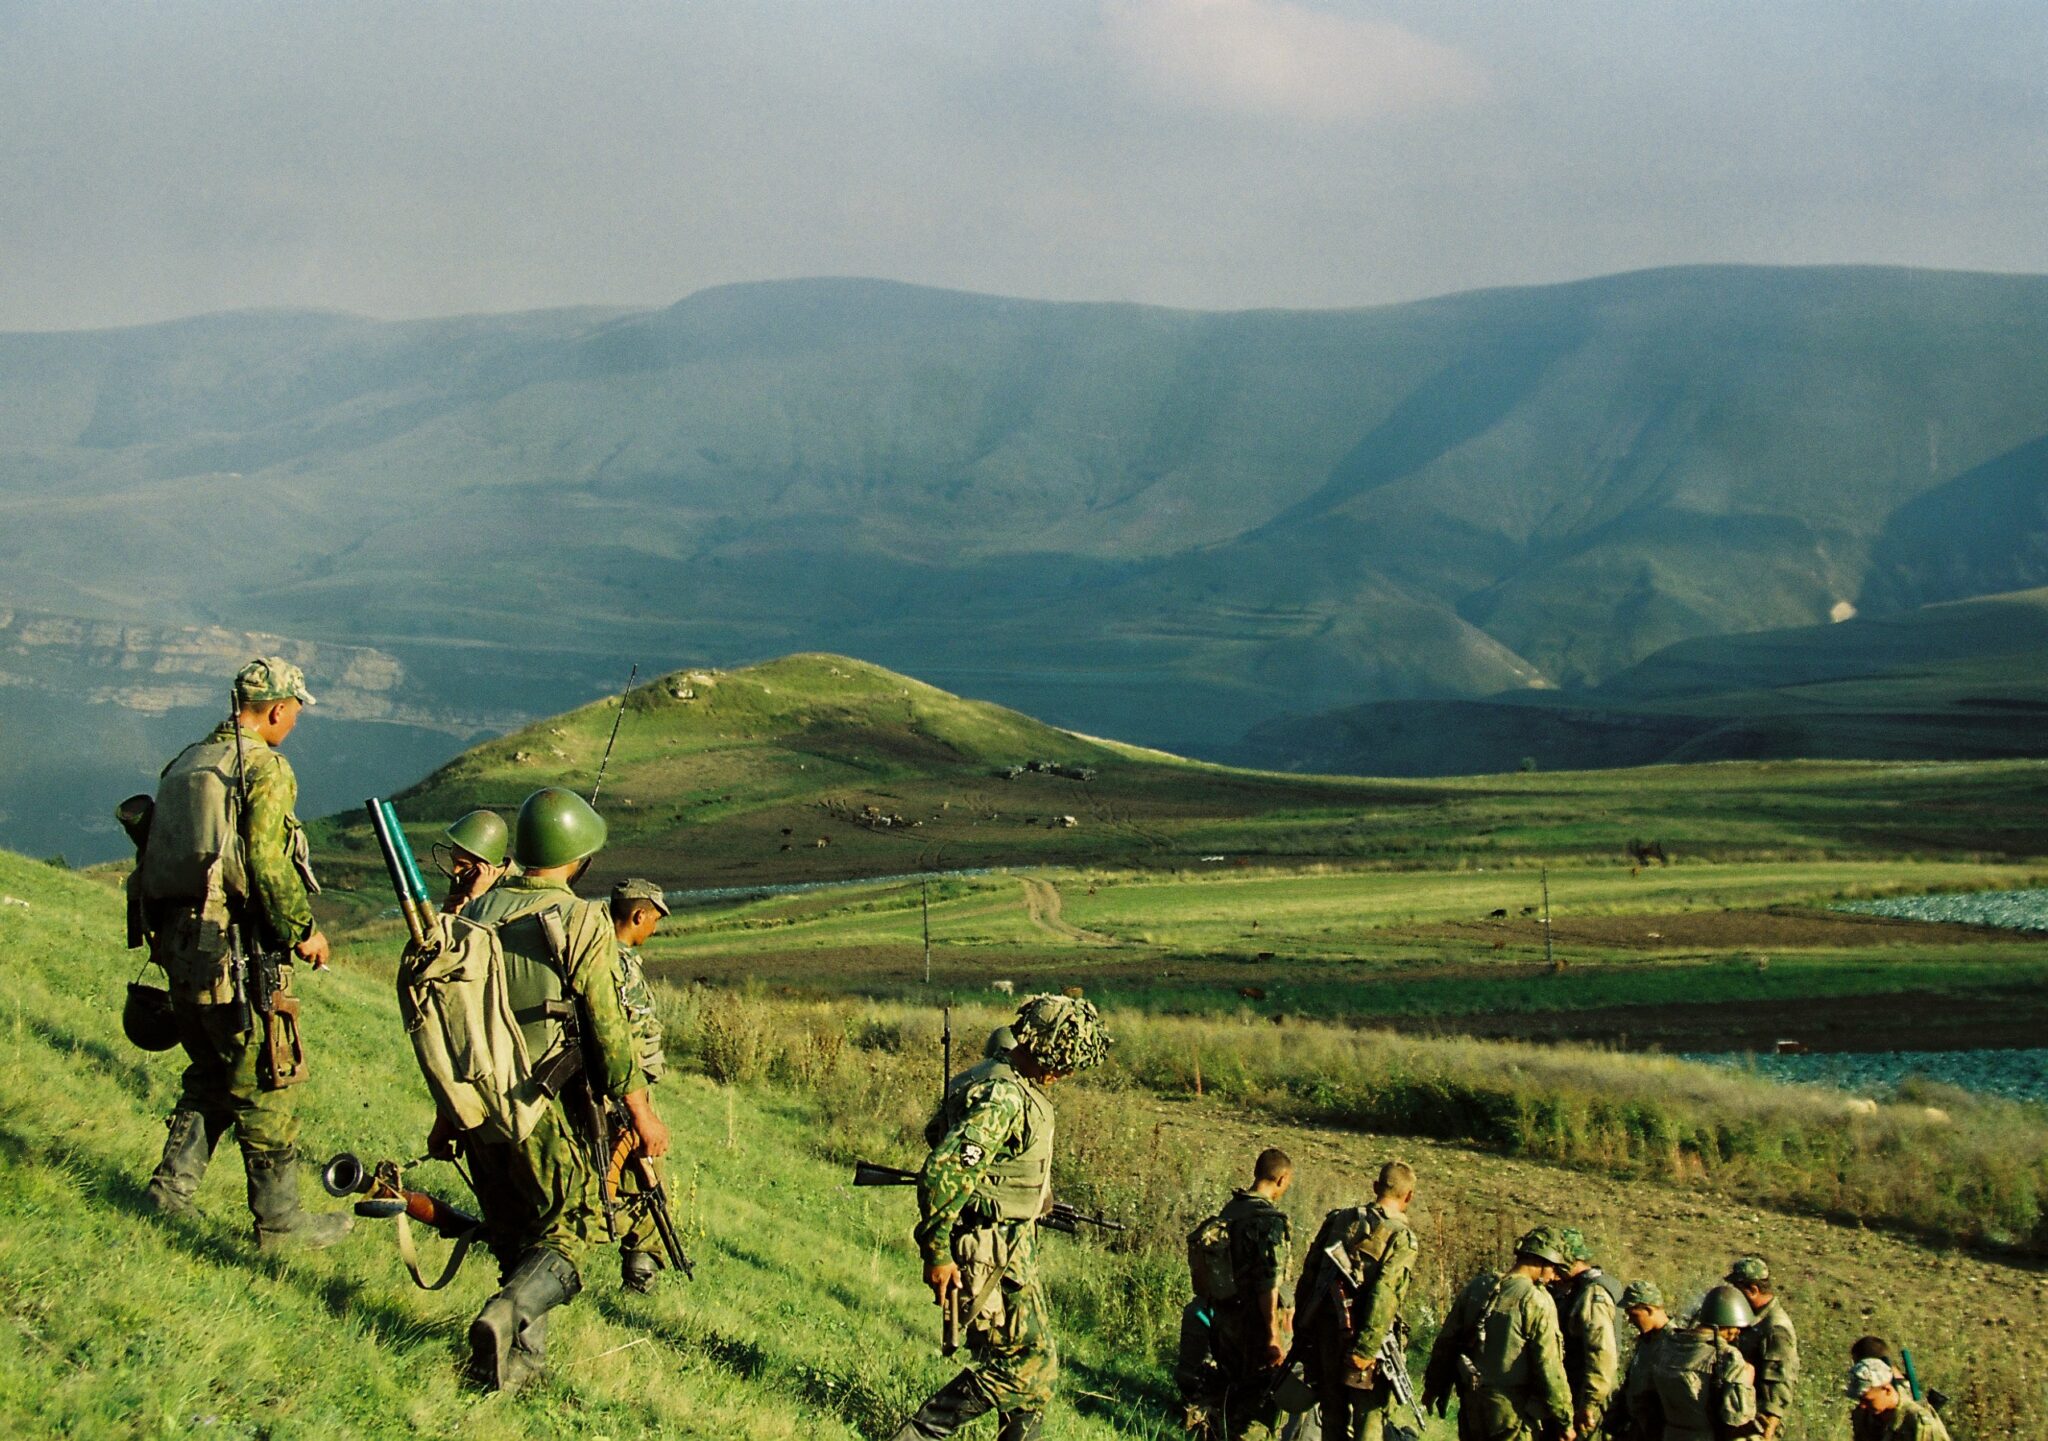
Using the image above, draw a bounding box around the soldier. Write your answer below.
[1295,1160,1420,1441]
[609,877,674,1293]
[438,809,510,912]
[1847,1339,1902,1441]
[137,658,352,1251]
[430,787,670,1391]
[1726,1257,1797,1440]
[1420,1225,1574,1441]
[1175,1148,1295,1439]
[1608,1281,1668,1441]
[1552,1230,1621,1437]
[1844,1358,1950,1441]
[890,994,1113,1441]
[1650,1285,1755,1441]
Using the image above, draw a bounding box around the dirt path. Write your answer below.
[1019,875,1114,945]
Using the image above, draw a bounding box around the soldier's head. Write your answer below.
[1009,993,1111,1084]
[1620,1280,1667,1334]
[513,787,608,881]
[1556,1226,1594,1279]
[1850,1335,1898,1367]
[1251,1147,1293,1198]
[1694,1283,1756,1342]
[1726,1254,1773,1307]
[610,878,670,946]
[1846,1357,1901,1414]
[1374,1159,1416,1211]
[234,657,315,745]
[439,809,510,885]
[1512,1226,1570,1283]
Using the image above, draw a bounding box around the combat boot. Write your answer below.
[245,1147,355,1252]
[996,1411,1042,1441]
[892,1371,995,1440]
[621,1247,660,1294]
[469,1249,581,1392]
[144,1110,217,1215]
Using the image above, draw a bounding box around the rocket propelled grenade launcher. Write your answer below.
[366,797,434,945]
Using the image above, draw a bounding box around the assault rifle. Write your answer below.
[849,1161,1127,1238]
[599,1097,696,1280]
[1316,1239,1419,1421]
[556,1010,695,1283]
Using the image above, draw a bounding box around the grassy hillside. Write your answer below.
[7,266,2048,806]
[1239,587,2048,776]
[7,849,2045,1438]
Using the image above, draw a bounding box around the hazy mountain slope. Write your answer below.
[7,266,2048,858]
[1237,588,2048,776]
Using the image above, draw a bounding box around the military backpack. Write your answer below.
[1187,1211,1239,1303]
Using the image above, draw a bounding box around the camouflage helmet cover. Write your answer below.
[1845,1357,1895,1399]
[1726,1255,1772,1287]
[445,809,511,867]
[513,787,609,868]
[235,656,316,707]
[1558,1226,1593,1262]
[1514,1226,1572,1266]
[1620,1280,1665,1311]
[1696,1284,1757,1329]
[1012,993,1110,1074]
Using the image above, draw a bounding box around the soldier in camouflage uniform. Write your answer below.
[1421,1226,1573,1441]
[1296,1159,1420,1441]
[136,659,352,1251]
[430,788,670,1391]
[891,994,1112,1441]
[609,877,674,1293]
[1845,1358,1950,1441]
[1726,1258,1797,1441]
[1608,1281,1668,1441]
[1176,1147,1295,1439]
[1650,1285,1755,1441]
[1552,1229,1621,1437]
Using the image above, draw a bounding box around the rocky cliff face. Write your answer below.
[0,606,439,726]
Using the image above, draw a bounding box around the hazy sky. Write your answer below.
[4,0,2044,330]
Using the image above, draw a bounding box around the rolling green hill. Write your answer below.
[8,265,2048,861]
[1237,587,2048,776]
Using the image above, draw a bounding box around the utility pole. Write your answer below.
[1541,864,1553,968]
[922,873,933,985]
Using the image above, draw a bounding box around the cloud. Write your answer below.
[1101,0,1485,124]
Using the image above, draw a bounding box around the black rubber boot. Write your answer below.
[996,1411,1043,1441]
[245,1148,355,1252]
[892,1370,996,1440]
[469,1250,581,1393]
[145,1110,216,1215]
[621,1247,661,1294]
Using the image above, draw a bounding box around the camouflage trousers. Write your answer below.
[959,1224,1058,1418]
[168,996,297,1156]
[464,1103,602,1278]
[1314,1380,1398,1441]
[1456,1390,1548,1441]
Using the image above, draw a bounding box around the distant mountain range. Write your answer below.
[5,264,2047,858]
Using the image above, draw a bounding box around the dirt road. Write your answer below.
[1019,875,1114,945]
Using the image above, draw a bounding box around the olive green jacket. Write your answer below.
[1739,1296,1798,1421]
[1558,1269,1622,1419]
[1425,1270,1572,1432]
[1652,1328,1755,1441]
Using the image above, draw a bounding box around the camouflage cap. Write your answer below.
[610,878,670,916]
[1514,1226,1571,1266]
[1726,1255,1772,1287]
[1845,1357,1895,1399]
[1012,993,1111,1074]
[1620,1280,1664,1311]
[1558,1227,1594,1262]
[235,656,315,707]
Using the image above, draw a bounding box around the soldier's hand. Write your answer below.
[295,930,331,970]
[1575,1406,1598,1435]
[1262,1338,1286,1370]
[448,860,505,907]
[925,1260,962,1307]
[426,1112,461,1161]
[624,1090,670,1160]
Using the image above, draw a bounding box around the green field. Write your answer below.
[7,848,2047,1438]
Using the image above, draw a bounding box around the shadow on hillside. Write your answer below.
[4,1121,466,1353]
[22,1014,155,1103]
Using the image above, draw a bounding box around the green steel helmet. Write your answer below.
[444,809,510,866]
[513,787,608,868]
[1620,1280,1665,1311]
[1012,993,1111,1075]
[1514,1226,1571,1267]
[1558,1227,1593,1263]
[122,982,179,1052]
[1696,1284,1756,1329]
